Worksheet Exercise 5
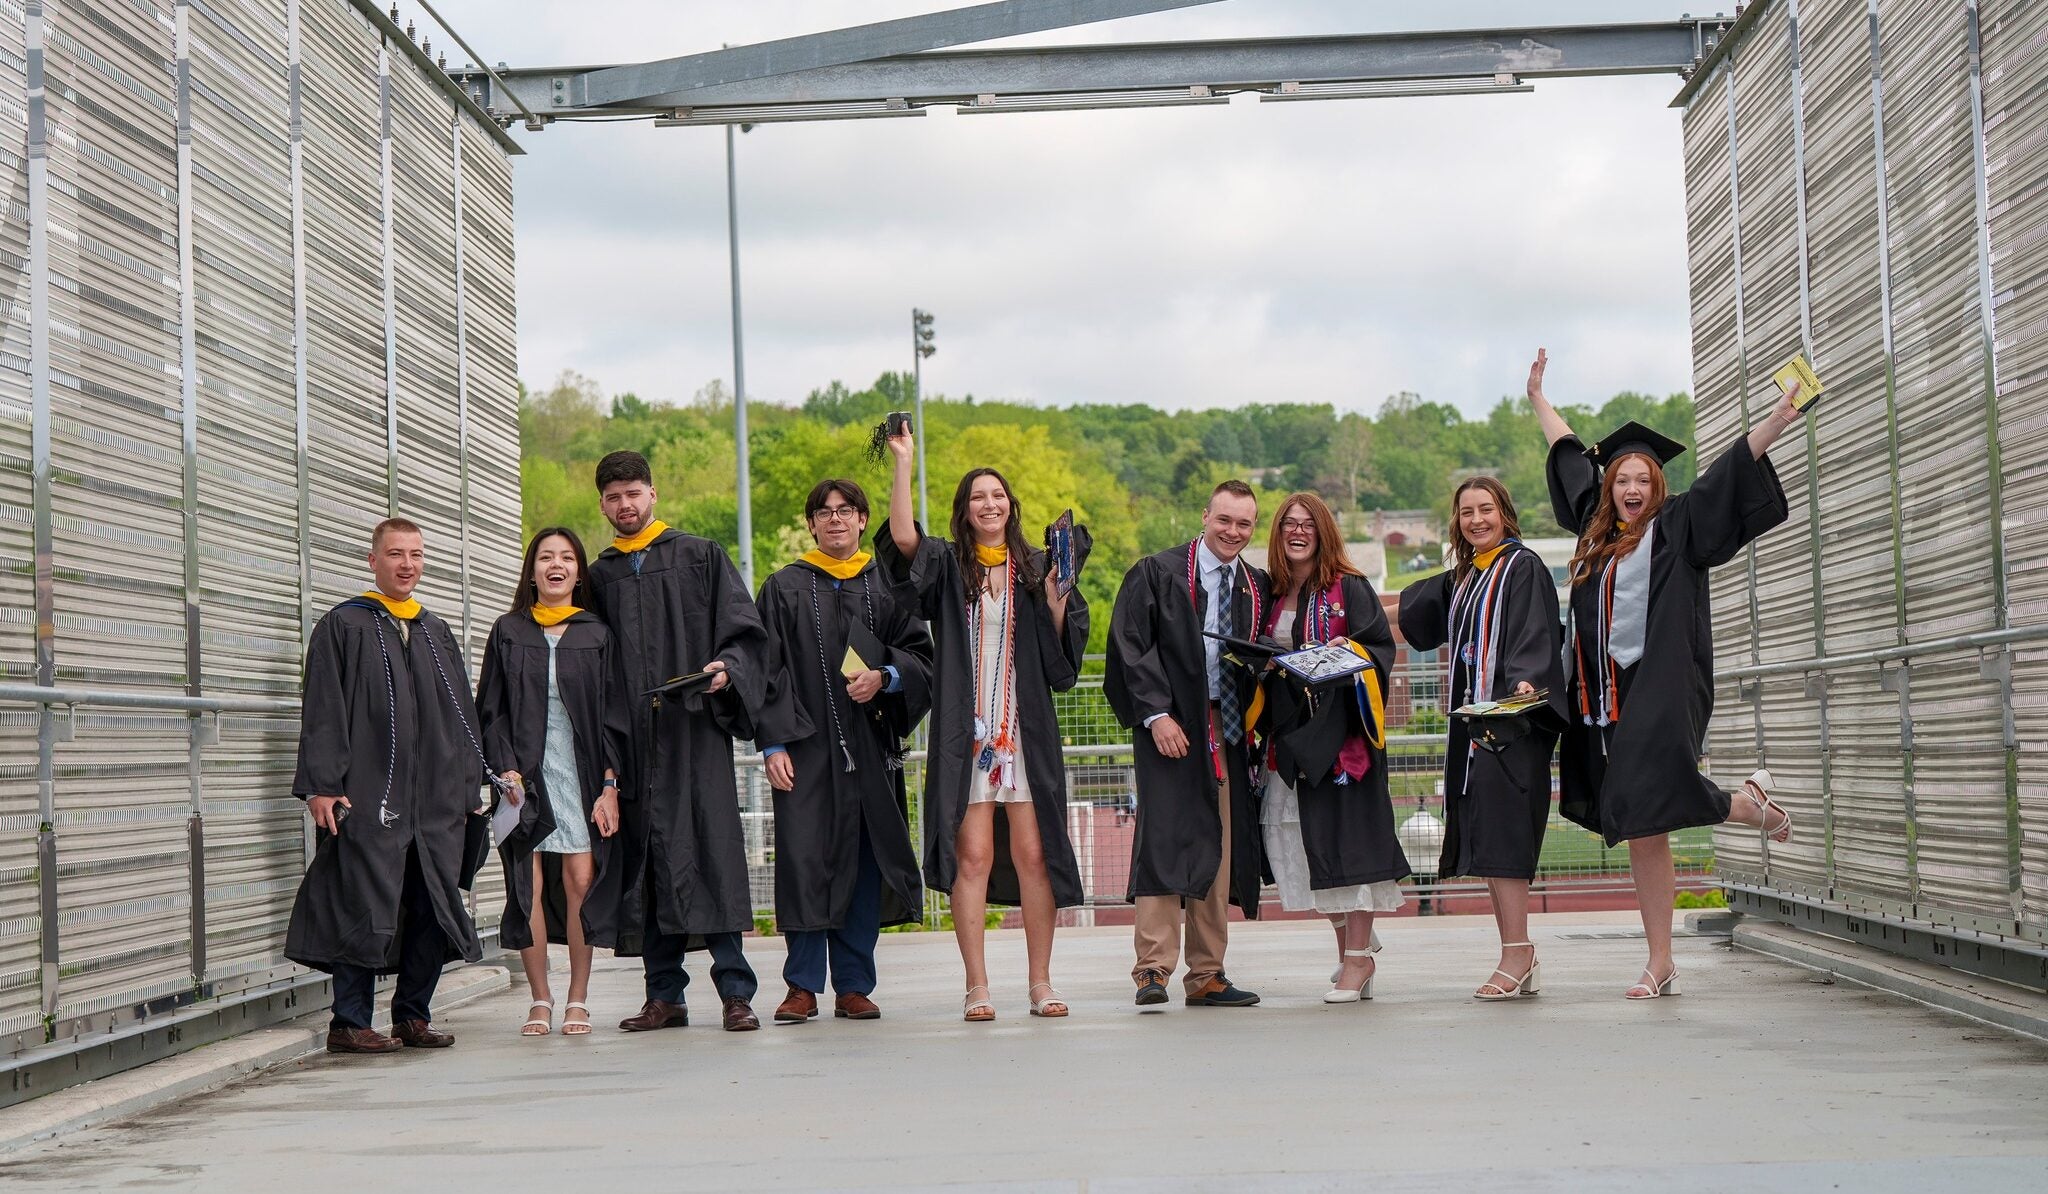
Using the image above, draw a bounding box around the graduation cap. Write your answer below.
[643,669,720,699]
[1587,420,1688,470]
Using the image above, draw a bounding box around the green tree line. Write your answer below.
[520,370,1694,652]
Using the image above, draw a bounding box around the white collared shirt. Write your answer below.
[1196,538,1235,700]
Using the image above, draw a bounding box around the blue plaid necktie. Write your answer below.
[1216,564,1243,745]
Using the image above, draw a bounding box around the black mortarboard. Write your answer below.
[1586,420,1688,470]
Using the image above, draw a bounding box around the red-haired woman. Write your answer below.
[879,430,1089,1021]
[1254,492,1409,1004]
[1528,349,1804,999]
[1398,476,1566,1001]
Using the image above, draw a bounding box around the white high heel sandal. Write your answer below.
[1474,943,1541,1001]
[1332,926,1384,983]
[1625,966,1682,1000]
[1743,768,1793,843]
[1323,950,1377,1004]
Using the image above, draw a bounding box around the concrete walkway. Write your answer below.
[1,912,2044,1192]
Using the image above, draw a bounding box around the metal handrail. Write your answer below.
[1718,622,2048,681]
[0,682,299,716]
[733,732,1448,767]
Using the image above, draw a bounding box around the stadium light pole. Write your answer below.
[727,121,754,590]
[912,308,936,528]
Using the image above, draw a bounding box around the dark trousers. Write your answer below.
[643,930,758,1005]
[783,822,883,997]
[330,848,447,1031]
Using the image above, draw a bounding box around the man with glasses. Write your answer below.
[1106,480,1271,1009]
[755,479,935,1023]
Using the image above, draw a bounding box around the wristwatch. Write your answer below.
[601,778,618,790]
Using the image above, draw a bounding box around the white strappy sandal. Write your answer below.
[1332,927,1384,983]
[1743,768,1793,843]
[963,985,996,1023]
[1028,982,1069,1018]
[1323,950,1377,1004]
[560,1000,592,1036]
[521,999,554,1036]
[1474,943,1541,1001]
[1625,965,1682,1000]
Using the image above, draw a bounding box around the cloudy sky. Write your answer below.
[429,1,1697,418]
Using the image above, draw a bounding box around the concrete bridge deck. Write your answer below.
[1,912,2044,1192]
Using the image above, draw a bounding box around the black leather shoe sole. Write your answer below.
[1186,989,1262,1007]
[834,1008,881,1020]
[774,1010,818,1023]
[618,1013,689,1032]
[1134,983,1169,1006]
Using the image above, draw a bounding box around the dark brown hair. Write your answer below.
[1449,476,1524,583]
[594,450,652,492]
[511,527,593,615]
[1209,479,1256,506]
[805,478,870,521]
[1568,453,1669,586]
[1265,492,1361,601]
[948,467,1043,596]
[371,517,422,548]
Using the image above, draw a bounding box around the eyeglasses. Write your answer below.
[1278,518,1317,533]
[811,507,862,524]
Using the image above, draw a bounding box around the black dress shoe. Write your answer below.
[1134,970,1169,1007]
[326,1026,403,1054]
[722,997,760,1032]
[1185,978,1261,1007]
[392,1019,454,1048]
[619,999,690,1032]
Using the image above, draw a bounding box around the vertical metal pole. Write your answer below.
[288,0,315,867]
[174,0,206,989]
[1962,0,2022,929]
[25,0,58,1037]
[1721,46,1767,831]
[453,111,472,647]
[913,320,928,529]
[1866,0,1918,907]
[1786,0,1835,892]
[379,43,400,517]
[726,123,753,590]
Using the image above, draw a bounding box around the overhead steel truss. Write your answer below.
[448,3,1733,129]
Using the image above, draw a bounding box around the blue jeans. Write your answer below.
[782,822,882,997]
[642,930,758,1005]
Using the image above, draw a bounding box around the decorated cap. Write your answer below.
[1586,420,1687,470]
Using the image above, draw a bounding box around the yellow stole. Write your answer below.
[611,519,669,554]
[973,543,1009,566]
[359,591,421,620]
[800,549,871,581]
[531,604,580,627]
[1472,544,1506,570]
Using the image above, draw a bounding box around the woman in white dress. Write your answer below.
[1253,494,1409,1003]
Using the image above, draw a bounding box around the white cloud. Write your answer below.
[433,1,1698,416]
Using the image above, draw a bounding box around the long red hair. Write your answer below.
[1568,453,1669,586]
[1266,492,1362,600]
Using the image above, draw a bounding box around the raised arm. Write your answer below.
[887,428,920,558]
[1527,348,1575,447]
[1745,384,1807,460]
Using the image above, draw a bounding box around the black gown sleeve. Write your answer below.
[598,629,631,784]
[1545,434,1600,535]
[1028,547,1089,696]
[749,576,815,751]
[1395,570,1456,652]
[877,584,935,739]
[690,544,771,742]
[291,614,350,800]
[1103,560,1172,730]
[1343,575,1397,678]
[872,519,959,622]
[1672,436,1791,569]
[474,622,516,777]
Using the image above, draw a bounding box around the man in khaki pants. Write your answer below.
[1105,482,1270,1008]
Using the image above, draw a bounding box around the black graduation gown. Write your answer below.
[873,521,1088,908]
[474,611,632,949]
[1258,574,1411,889]
[1548,434,1789,845]
[1104,543,1270,913]
[588,528,770,948]
[286,600,493,973]
[1398,543,1566,880]
[755,558,935,932]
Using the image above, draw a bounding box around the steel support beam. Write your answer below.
[462,23,1706,122]
[580,0,1226,107]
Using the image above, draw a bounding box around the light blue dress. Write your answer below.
[533,634,591,854]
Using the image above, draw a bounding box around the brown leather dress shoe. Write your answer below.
[326,1026,403,1054]
[618,1000,689,1032]
[392,1019,454,1048]
[774,986,819,1024]
[834,992,881,1020]
[722,997,760,1032]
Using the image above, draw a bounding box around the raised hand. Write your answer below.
[1527,348,1549,404]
